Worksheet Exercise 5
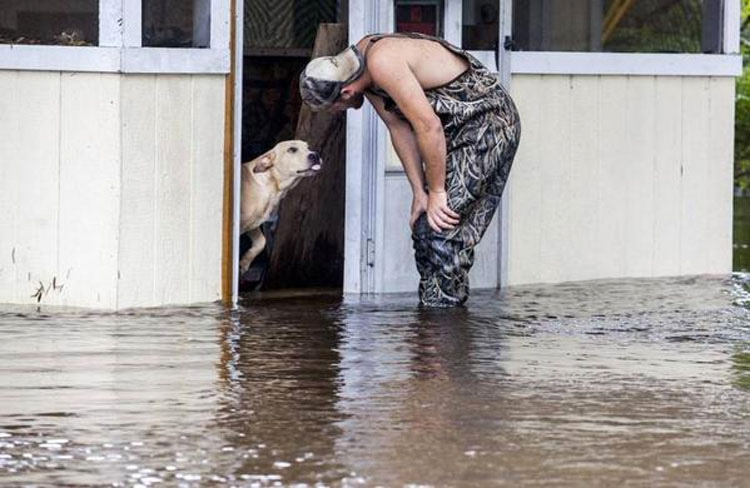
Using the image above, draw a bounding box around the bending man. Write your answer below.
[299,32,521,307]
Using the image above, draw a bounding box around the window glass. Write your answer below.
[462,0,499,50]
[143,0,211,48]
[512,0,720,54]
[394,0,444,38]
[0,0,98,46]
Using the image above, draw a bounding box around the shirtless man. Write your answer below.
[299,32,521,307]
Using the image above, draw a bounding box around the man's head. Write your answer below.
[299,45,367,112]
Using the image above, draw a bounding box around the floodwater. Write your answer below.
[2,275,750,487]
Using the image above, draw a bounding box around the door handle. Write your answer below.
[503,35,516,51]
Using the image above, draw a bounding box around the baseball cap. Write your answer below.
[299,44,366,110]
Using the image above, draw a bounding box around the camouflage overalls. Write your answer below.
[366,33,521,307]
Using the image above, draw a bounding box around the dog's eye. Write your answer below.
[287,147,298,153]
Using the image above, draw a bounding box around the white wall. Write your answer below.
[0,70,225,309]
[379,74,735,290]
[506,74,735,285]
[118,74,225,308]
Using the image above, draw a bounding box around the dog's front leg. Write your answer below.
[239,227,267,274]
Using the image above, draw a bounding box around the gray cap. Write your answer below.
[299,45,366,110]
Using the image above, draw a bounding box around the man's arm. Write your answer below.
[367,93,424,194]
[367,93,430,229]
[367,48,459,232]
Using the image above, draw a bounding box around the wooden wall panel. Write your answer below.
[508,74,543,285]
[507,73,735,286]
[705,76,735,274]
[596,76,628,280]
[59,73,121,308]
[118,74,225,308]
[189,75,224,302]
[119,75,158,308]
[680,77,712,275]
[13,71,61,305]
[623,76,656,277]
[567,75,600,281]
[0,71,226,309]
[154,75,193,305]
[537,75,572,283]
[0,71,18,303]
[652,76,683,276]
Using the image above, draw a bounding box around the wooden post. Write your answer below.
[263,23,348,289]
[222,0,237,304]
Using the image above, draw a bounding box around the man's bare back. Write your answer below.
[356,36,470,93]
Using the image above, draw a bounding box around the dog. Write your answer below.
[240,140,322,274]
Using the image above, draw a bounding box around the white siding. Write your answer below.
[0,71,64,305]
[507,74,735,286]
[0,71,17,303]
[118,74,225,308]
[59,73,122,308]
[0,70,225,309]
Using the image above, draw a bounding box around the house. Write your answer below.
[0,0,743,308]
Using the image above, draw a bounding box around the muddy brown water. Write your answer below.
[1,274,750,487]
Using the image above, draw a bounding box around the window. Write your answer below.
[462,0,498,50]
[0,0,99,46]
[512,0,724,54]
[143,0,210,48]
[244,0,338,53]
[394,0,444,38]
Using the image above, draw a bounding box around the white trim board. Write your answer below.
[122,48,230,73]
[0,0,231,74]
[724,0,741,54]
[0,45,230,73]
[511,52,743,77]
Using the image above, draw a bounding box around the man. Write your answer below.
[299,32,521,307]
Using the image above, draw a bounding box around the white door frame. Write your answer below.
[497,0,513,288]
[344,0,514,294]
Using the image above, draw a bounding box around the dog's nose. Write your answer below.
[308,152,321,163]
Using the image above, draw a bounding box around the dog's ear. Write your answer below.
[252,152,276,173]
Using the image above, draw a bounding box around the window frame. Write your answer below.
[507,0,743,77]
[0,0,231,74]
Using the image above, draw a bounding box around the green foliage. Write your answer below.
[604,0,703,53]
[737,0,750,188]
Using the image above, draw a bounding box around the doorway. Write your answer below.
[239,0,348,292]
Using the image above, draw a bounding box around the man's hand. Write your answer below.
[426,189,460,232]
[410,190,429,229]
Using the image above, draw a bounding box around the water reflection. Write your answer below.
[214,295,348,484]
[1,274,749,486]
[332,305,512,486]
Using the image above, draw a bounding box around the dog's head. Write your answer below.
[252,141,322,182]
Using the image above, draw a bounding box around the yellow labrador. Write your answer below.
[240,140,322,274]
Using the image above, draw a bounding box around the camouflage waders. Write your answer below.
[367,33,521,307]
